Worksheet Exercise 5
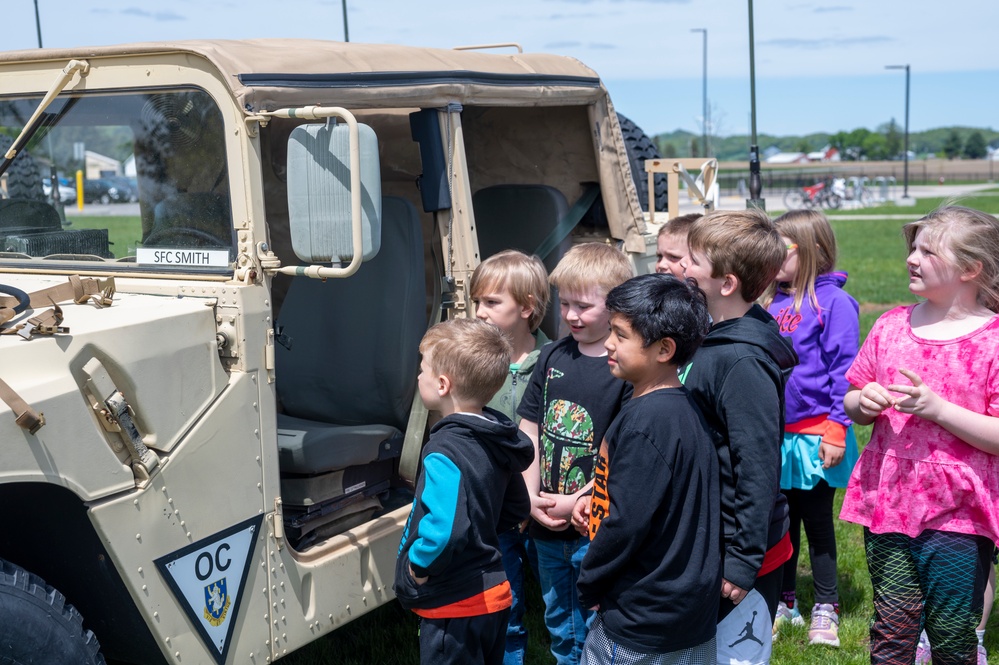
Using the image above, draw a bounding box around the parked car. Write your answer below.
[40,178,77,203]
[103,176,138,202]
[83,178,131,204]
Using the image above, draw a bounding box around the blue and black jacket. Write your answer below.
[394,408,533,610]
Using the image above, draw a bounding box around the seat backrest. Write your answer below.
[275,195,426,430]
[0,199,61,232]
[149,192,232,245]
[472,184,571,339]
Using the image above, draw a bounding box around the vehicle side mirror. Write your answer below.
[287,120,381,263]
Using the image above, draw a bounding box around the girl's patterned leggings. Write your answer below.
[865,528,992,665]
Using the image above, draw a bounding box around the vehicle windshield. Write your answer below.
[0,87,234,273]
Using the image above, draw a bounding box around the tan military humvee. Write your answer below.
[0,39,663,664]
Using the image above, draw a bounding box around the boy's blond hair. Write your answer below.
[687,208,785,302]
[657,212,702,240]
[419,318,512,405]
[470,250,550,331]
[549,242,634,297]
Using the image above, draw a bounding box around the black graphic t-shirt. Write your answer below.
[517,336,631,540]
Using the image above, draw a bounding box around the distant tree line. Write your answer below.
[654,123,998,162]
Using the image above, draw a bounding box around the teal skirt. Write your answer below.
[779,426,859,490]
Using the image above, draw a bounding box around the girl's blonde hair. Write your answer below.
[903,205,999,312]
[762,209,838,313]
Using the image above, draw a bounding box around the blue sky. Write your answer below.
[6,0,998,139]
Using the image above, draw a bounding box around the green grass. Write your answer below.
[64,214,142,259]
[280,199,999,664]
[831,194,999,218]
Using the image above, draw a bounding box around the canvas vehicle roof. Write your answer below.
[0,39,647,249]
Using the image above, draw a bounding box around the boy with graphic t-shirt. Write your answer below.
[516,243,633,665]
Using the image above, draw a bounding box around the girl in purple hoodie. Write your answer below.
[763,209,859,647]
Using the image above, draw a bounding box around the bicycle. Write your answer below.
[784,180,842,210]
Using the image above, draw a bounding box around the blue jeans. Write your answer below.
[499,528,537,665]
[534,536,592,665]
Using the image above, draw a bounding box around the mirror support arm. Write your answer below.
[255,106,364,279]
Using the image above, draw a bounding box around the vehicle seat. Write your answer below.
[274,195,426,545]
[147,193,232,246]
[0,199,61,233]
[472,184,571,339]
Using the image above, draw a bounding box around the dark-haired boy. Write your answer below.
[680,208,798,665]
[571,273,720,664]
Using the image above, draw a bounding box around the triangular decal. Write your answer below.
[155,515,263,665]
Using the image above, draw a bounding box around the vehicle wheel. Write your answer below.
[0,135,44,201]
[617,114,667,212]
[783,190,804,210]
[99,194,111,205]
[823,193,842,210]
[0,558,107,664]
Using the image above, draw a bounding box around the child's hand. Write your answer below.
[857,381,895,419]
[570,495,591,536]
[409,564,428,586]
[529,493,567,530]
[819,441,845,469]
[541,491,580,522]
[721,579,748,605]
[888,368,943,421]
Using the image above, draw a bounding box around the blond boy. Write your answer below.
[394,318,534,665]
[469,249,551,664]
[516,243,633,665]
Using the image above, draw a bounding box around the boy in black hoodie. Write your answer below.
[572,273,720,664]
[680,208,798,665]
[394,318,535,665]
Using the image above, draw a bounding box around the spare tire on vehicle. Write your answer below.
[581,114,667,228]
[618,113,667,213]
[0,134,44,201]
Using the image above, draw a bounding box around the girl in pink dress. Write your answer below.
[842,205,999,665]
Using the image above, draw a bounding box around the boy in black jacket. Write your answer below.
[394,318,535,665]
[680,208,798,665]
[572,273,720,664]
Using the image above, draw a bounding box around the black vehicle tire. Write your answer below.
[0,558,107,664]
[783,190,804,210]
[99,193,111,205]
[0,135,44,201]
[617,114,667,213]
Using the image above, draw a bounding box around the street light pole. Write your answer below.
[341,0,350,42]
[33,0,43,48]
[746,0,764,210]
[886,64,910,199]
[691,28,708,158]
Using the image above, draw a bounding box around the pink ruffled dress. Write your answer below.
[840,305,999,545]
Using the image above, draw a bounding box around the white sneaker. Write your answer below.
[773,601,804,636]
[807,603,840,647]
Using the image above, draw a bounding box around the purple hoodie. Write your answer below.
[768,272,859,426]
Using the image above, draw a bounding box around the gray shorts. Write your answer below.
[580,615,716,665]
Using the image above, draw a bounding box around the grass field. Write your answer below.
[280,196,999,664]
